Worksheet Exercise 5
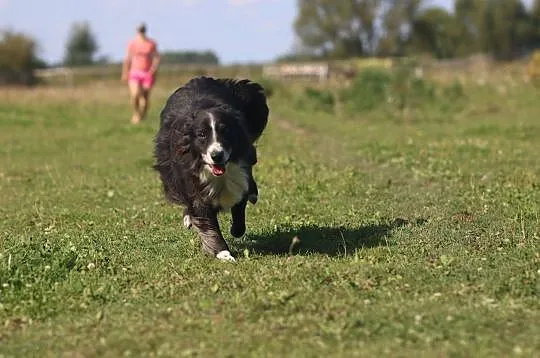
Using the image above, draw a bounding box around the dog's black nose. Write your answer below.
[210,150,225,163]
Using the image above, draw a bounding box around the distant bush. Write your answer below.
[295,87,335,114]
[339,59,467,119]
[0,30,44,86]
[389,58,435,113]
[340,68,392,112]
[442,80,465,100]
[527,50,540,87]
[160,50,220,65]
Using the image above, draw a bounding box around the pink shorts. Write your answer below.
[128,70,155,89]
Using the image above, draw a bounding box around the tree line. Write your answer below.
[60,22,220,67]
[3,1,540,85]
[0,22,220,85]
[288,0,540,61]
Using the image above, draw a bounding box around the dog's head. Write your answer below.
[187,106,249,177]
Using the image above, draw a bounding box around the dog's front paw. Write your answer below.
[183,215,192,229]
[248,193,258,205]
[230,222,246,238]
[216,250,236,262]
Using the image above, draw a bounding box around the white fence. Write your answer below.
[34,64,260,85]
[262,63,330,82]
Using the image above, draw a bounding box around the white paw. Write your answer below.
[183,215,192,229]
[216,250,236,262]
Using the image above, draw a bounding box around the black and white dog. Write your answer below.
[153,77,269,261]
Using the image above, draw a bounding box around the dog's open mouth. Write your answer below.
[210,164,226,176]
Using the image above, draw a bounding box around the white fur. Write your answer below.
[201,112,230,165]
[183,215,192,229]
[200,162,249,209]
[216,250,236,262]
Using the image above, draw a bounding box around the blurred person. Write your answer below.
[121,23,160,124]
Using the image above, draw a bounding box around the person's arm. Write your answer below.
[149,43,160,75]
[121,43,132,81]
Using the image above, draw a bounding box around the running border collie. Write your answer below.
[153,77,269,262]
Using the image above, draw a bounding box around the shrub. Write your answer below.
[0,30,42,86]
[337,56,469,120]
[295,87,335,114]
[390,58,437,112]
[527,50,540,87]
[442,80,465,100]
[428,80,467,116]
[340,68,392,112]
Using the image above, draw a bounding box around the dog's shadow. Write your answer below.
[238,218,426,256]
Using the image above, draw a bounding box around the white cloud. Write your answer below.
[104,0,203,7]
[227,0,278,6]
[258,19,279,32]
[178,0,204,5]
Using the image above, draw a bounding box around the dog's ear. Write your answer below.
[216,79,269,142]
[232,124,251,158]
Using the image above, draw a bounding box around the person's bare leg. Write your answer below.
[129,81,142,124]
[138,88,150,121]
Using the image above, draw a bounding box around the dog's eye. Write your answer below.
[197,131,207,138]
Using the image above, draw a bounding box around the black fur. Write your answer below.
[153,76,269,258]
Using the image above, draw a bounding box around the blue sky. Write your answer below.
[0,0,531,65]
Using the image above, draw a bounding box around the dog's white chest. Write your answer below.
[200,162,249,209]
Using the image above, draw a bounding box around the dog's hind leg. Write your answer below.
[230,198,248,238]
[190,208,235,262]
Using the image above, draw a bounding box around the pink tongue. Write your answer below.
[212,165,225,176]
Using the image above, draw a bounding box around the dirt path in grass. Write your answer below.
[271,116,310,136]
[269,115,387,174]
[270,115,359,167]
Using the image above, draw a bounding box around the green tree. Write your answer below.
[0,30,44,85]
[453,0,533,59]
[378,0,424,56]
[293,0,536,60]
[484,0,532,59]
[533,0,540,20]
[453,0,487,55]
[294,0,426,58]
[529,0,540,46]
[294,0,368,58]
[409,7,460,59]
[63,22,98,66]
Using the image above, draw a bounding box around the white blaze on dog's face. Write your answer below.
[198,112,233,177]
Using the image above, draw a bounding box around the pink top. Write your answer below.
[127,38,157,72]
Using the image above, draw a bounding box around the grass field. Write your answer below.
[0,78,538,357]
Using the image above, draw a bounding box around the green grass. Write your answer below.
[0,82,538,357]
